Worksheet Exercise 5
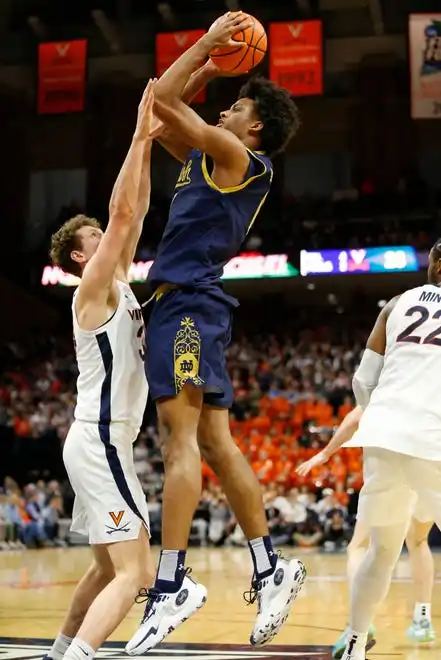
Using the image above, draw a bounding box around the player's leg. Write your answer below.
[62,420,155,657]
[404,455,441,643]
[127,292,219,654]
[126,385,208,655]
[341,448,414,660]
[405,517,436,642]
[156,385,204,569]
[332,521,375,659]
[346,519,369,584]
[65,527,153,660]
[45,545,115,660]
[197,405,306,646]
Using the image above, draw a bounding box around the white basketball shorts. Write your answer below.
[358,447,441,528]
[63,420,150,544]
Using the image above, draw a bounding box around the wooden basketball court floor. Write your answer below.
[0,546,440,660]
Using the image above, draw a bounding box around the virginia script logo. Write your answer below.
[106,510,131,535]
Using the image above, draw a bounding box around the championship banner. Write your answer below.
[269,20,323,96]
[156,30,206,103]
[38,40,87,114]
[409,14,441,119]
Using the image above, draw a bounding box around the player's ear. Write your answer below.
[250,120,263,138]
[71,249,85,265]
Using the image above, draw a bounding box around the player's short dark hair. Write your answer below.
[431,238,441,259]
[50,214,101,277]
[238,76,300,157]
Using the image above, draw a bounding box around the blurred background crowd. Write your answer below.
[0,306,379,551]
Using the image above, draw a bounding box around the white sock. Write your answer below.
[248,537,273,578]
[345,631,368,653]
[414,602,431,622]
[157,550,180,582]
[49,634,73,660]
[63,638,95,660]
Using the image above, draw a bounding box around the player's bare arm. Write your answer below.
[296,406,363,477]
[152,13,253,186]
[118,139,153,276]
[154,13,248,103]
[75,80,155,331]
[153,62,218,163]
[353,294,401,408]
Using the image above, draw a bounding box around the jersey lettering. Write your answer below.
[396,305,441,346]
[175,160,192,188]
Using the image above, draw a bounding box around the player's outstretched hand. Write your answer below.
[204,11,251,49]
[296,450,330,477]
[134,78,156,142]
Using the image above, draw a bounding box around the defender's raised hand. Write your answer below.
[134,79,156,141]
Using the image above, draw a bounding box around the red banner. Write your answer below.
[269,21,323,96]
[156,30,206,103]
[38,40,87,114]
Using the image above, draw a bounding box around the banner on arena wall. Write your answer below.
[41,253,299,287]
[269,20,323,96]
[156,30,206,103]
[38,40,87,114]
[300,246,419,276]
[409,14,441,119]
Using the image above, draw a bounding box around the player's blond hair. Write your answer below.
[50,214,101,277]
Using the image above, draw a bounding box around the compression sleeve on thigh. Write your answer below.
[352,348,384,409]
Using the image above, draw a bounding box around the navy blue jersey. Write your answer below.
[148,148,273,303]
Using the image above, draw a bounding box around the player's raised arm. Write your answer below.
[153,62,218,163]
[352,295,401,408]
[78,81,155,302]
[154,12,248,103]
[118,139,153,277]
[152,13,251,178]
[154,97,249,172]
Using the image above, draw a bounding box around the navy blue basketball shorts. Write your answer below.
[146,288,234,409]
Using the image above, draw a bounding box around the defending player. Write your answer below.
[297,406,436,656]
[336,240,441,660]
[126,12,305,656]
[45,81,156,660]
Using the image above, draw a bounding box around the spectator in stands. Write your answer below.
[323,510,350,551]
[44,493,64,544]
[7,493,45,548]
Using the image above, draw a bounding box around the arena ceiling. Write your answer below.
[1,0,440,39]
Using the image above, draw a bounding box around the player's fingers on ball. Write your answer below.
[227,38,247,48]
[232,14,250,28]
[224,12,244,28]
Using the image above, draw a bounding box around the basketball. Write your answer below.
[209,13,267,75]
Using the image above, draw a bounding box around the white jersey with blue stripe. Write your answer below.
[72,280,148,430]
[347,284,441,460]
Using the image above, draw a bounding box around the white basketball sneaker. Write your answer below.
[247,555,307,646]
[125,574,207,655]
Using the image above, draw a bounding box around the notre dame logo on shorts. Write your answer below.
[174,317,204,392]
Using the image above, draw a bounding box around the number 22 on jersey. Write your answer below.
[396,306,441,346]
